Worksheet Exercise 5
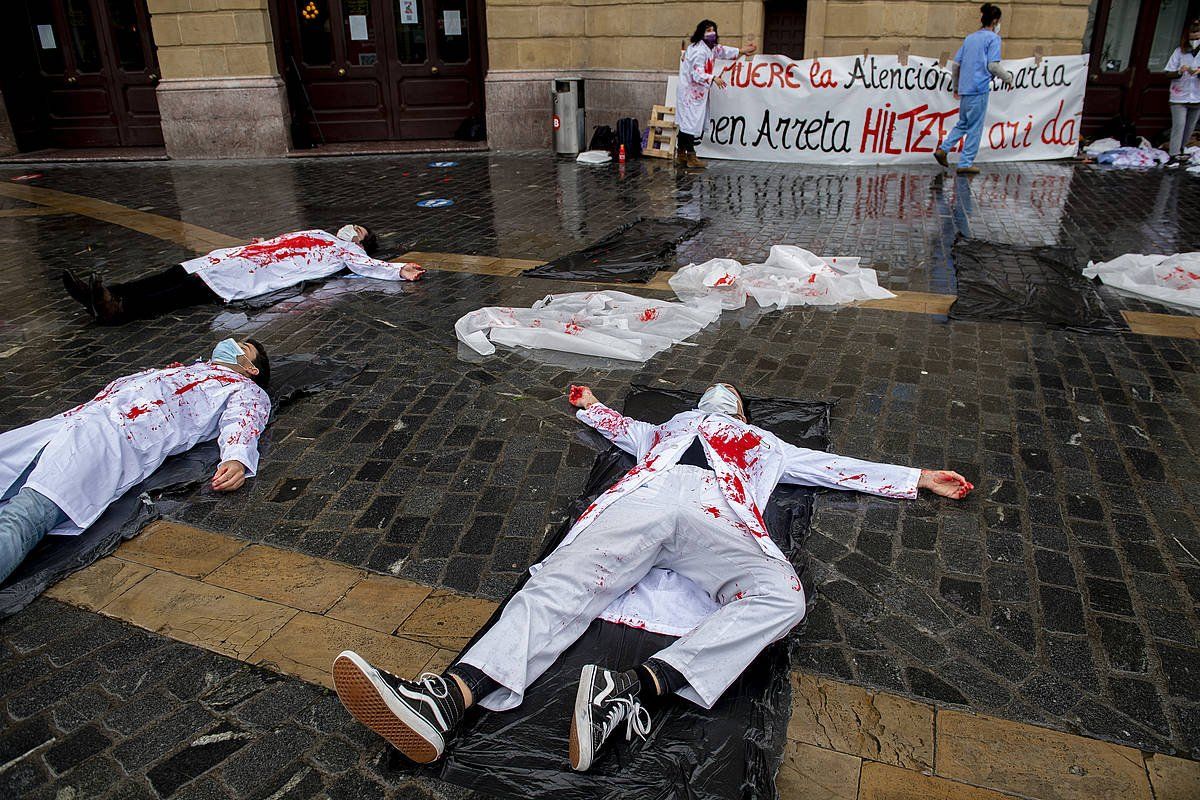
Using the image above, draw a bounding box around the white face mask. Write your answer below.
[1191,39,1200,49]
[335,224,359,242]
[994,22,1000,34]
[698,384,741,416]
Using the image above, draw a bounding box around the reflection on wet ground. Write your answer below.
[0,154,1198,766]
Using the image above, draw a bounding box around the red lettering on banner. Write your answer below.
[784,63,803,88]
[809,60,838,88]
[1040,99,1077,146]
[768,62,785,87]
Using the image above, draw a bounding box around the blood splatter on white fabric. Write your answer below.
[1083,252,1200,311]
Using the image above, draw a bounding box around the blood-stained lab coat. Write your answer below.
[181,230,415,302]
[676,41,740,136]
[0,363,270,529]
[550,403,921,636]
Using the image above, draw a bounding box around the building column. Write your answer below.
[147,0,291,158]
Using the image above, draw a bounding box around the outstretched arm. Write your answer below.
[341,247,426,281]
[780,441,973,500]
[568,384,656,457]
[212,386,271,492]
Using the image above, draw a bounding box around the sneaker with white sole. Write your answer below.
[569,664,653,771]
[332,650,462,763]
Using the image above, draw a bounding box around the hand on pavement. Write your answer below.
[918,469,973,499]
[212,461,247,492]
[568,384,598,409]
[400,263,426,280]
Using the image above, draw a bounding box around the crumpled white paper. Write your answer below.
[454,290,723,362]
[1083,253,1200,310]
[576,150,612,164]
[670,246,895,309]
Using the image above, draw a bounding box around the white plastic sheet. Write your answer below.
[455,291,723,362]
[1083,253,1200,311]
[670,246,895,309]
[576,150,612,165]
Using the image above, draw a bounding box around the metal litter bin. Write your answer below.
[551,77,586,155]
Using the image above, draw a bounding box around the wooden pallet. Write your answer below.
[644,104,677,159]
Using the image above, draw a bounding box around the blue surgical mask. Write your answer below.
[698,384,740,416]
[211,338,244,366]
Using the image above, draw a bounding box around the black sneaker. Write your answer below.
[332,650,462,763]
[569,664,653,771]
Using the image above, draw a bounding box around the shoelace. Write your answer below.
[416,672,451,699]
[600,696,653,743]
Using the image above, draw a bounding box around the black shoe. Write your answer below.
[332,650,462,763]
[62,270,92,309]
[569,664,652,771]
[88,274,126,324]
[934,149,949,168]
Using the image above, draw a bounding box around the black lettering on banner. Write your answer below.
[753,110,777,148]
[739,109,851,153]
[708,115,748,146]
[843,55,955,92]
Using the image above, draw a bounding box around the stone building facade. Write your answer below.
[0,1,1166,157]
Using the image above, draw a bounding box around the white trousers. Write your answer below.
[459,466,807,711]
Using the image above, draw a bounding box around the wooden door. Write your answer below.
[762,0,808,60]
[385,0,485,139]
[276,0,485,143]
[1083,0,1200,138]
[0,0,162,149]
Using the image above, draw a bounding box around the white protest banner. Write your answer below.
[669,54,1087,165]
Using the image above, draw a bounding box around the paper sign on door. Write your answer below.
[444,10,462,36]
[348,15,369,41]
[400,0,418,24]
[37,24,57,50]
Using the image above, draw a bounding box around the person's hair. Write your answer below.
[358,226,379,255]
[980,3,1002,27]
[690,19,718,45]
[245,338,270,390]
[1180,18,1200,51]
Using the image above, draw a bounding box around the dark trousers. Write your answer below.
[110,265,220,319]
[678,132,698,154]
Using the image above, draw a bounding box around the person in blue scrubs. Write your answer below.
[935,3,1014,174]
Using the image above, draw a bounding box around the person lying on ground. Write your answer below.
[0,339,271,582]
[331,383,973,772]
[62,224,426,325]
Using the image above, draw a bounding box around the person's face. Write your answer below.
[1190,22,1200,39]
[716,382,745,420]
[233,340,260,377]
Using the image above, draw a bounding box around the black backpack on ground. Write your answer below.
[616,117,642,158]
[588,125,616,152]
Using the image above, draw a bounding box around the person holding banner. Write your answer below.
[676,20,755,169]
[934,3,1014,175]
[1164,18,1200,165]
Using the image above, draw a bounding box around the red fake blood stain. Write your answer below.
[165,362,183,369]
[212,233,331,267]
[174,374,243,396]
[807,273,817,283]
[731,591,746,601]
[706,428,762,472]
[122,400,164,420]
[713,273,736,286]
[836,473,867,485]
[576,502,597,522]
[568,385,585,404]
[639,307,660,322]
[790,575,802,592]
[564,321,583,335]
[704,506,721,518]
[589,406,629,438]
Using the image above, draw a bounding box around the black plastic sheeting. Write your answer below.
[0,355,363,618]
[948,236,1120,332]
[408,385,831,800]
[524,217,707,283]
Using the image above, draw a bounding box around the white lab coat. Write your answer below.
[549,403,920,636]
[676,41,739,136]
[181,230,414,302]
[0,363,270,528]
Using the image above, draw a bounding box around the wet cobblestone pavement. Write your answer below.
[1,153,1198,797]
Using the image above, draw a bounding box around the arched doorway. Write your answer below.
[0,0,163,150]
[273,0,487,146]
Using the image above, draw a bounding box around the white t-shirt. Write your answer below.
[1165,46,1200,104]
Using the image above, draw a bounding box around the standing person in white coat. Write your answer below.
[0,339,271,582]
[331,383,973,771]
[62,224,426,325]
[1165,18,1200,165]
[675,20,754,169]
